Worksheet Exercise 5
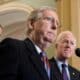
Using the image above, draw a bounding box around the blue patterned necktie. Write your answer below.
[40,52,50,79]
[62,64,69,80]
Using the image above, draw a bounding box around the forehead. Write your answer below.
[42,10,58,18]
[42,10,59,25]
[61,33,75,42]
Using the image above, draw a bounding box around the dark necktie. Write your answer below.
[40,52,50,79]
[62,64,69,80]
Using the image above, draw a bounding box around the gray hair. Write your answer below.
[26,6,57,35]
[55,31,76,47]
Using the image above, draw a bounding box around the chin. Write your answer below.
[45,43,51,48]
[64,56,70,59]
[44,37,54,43]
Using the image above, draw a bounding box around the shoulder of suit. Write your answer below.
[49,57,56,62]
[49,57,57,65]
[1,37,23,44]
[0,37,25,49]
[69,65,80,74]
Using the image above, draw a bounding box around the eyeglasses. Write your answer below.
[32,16,61,28]
[38,16,60,27]
[39,16,55,22]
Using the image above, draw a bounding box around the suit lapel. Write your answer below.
[24,38,49,80]
[68,66,79,80]
[50,58,63,80]
[30,52,49,80]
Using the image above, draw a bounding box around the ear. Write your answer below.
[27,20,34,30]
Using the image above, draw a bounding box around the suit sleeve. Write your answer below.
[0,38,20,80]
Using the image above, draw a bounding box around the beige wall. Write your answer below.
[17,0,56,8]
[56,0,80,70]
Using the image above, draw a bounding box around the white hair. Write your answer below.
[55,31,76,47]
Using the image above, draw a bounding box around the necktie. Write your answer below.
[40,52,50,79]
[62,64,69,80]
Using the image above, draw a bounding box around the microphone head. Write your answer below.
[75,48,80,57]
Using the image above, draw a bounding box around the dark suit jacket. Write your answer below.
[0,38,50,80]
[50,58,80,80]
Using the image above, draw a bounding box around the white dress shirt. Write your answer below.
[56,59,70,80]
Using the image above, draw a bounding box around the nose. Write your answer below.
[51,25,56,30]
[66,45,70,49]
[65,42,71,48]
[51,22,57,30]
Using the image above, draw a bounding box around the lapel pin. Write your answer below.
[72,72,75,75]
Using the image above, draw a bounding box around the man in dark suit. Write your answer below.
[0,6,60,80]
[50,31,80,80]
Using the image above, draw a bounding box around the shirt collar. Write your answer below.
[55,58,68,73]
[34,44,42,55]
[56,58,68,66]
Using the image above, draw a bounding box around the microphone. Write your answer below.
[75,48,80,57]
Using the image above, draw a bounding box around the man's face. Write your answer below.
[33,10,59,48]
[56,33,76,60]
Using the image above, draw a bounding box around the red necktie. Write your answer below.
[40,52,50,79]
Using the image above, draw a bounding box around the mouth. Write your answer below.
[44,35,54,43]
[64,49,71,53]
[47,32,54,37]
[43,32,55,43]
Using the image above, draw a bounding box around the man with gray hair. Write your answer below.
[0,6,60,80]
[50,31,80,80]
